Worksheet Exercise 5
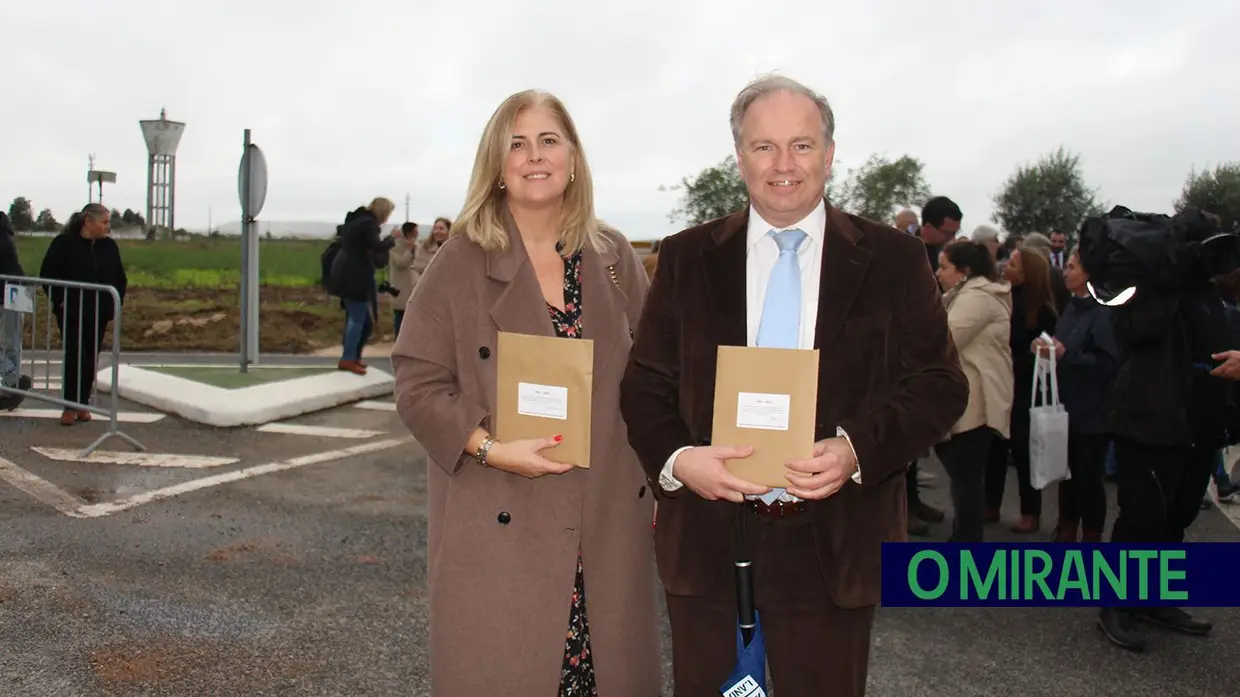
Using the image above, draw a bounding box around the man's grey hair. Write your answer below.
[1022,232,1053,257]
[971,225,1001,244]
[730,74,836,147]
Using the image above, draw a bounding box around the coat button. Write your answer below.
[638,485,647,498]
[497,511,511,525]
[479,346,491,359]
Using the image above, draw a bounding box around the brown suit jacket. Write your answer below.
[392,212,660,697]
[619,203,968,608]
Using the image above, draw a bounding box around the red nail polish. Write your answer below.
[554,434,563,442]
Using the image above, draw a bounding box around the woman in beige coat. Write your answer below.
[934,240,1014,542]
[390,90,660,697]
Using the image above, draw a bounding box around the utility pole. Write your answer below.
[88,154,95,202]
[405,193,411,223]
[207,205,212,235]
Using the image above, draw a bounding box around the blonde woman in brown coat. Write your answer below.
[390,90,659,697]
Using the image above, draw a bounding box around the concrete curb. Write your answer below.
[96,364,395,428]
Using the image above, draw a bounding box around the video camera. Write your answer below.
[1076,205,1240,305]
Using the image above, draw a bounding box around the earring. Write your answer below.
[569,172,575,183]
[498,181,506,190]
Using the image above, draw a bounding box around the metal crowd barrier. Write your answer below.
[0,273,144,457]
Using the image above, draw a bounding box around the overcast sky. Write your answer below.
[4,1,1237,240]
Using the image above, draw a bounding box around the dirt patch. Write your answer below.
[88,637,322,693]
[0,586,13,603]
[206,538,300,565]
[21,286,404,353]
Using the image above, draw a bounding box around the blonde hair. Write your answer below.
[453,89,604,255]
[368,197,395,224]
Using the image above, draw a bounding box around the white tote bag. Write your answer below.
[1028,347,1071,490]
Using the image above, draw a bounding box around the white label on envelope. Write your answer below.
[736,392,791,431]
[517,382,568,420]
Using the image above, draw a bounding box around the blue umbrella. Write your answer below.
[720,509,768,696]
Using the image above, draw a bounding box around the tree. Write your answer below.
[7,197,33,230]
[1175,162,1240,232]
[33,209,59,232]
[833,154,932,222]
[991,147,1102,237]
[665,156,750,225]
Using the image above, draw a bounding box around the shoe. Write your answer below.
[76,410,91,422]
[1011,515,1040,534]
[1098,607,1146,652]
[18,374,32,391]
[916,470,936,487]
[907,518,931,536]
[60,409,76,426]
[0,393,21,411]
[1218,480,1240,503]
[912,502,946,523]
[983,507,1000,523]
[1051,523,1078,542]
[1138,607,1212,636]
[337,360,366,375]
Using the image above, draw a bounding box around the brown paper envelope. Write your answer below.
[710,346,820,488]
[494,331,594,468]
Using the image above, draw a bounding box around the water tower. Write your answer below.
[138,109,186,234]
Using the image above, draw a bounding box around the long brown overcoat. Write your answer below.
[391,212,661,697]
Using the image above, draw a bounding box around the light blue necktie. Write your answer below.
[754,228,806,504]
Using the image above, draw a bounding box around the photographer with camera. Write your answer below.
[1080,207,1238,652]
[328,197,398,376]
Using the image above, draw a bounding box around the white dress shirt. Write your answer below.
[658,201,862,499]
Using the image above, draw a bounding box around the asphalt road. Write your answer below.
[2,355,1239,696]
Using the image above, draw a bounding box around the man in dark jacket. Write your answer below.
[1098,271,1230,651]
[0,212,32,410]
[39,203,127,425]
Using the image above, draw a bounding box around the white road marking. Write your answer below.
[353,400,397,412]
[256,423,384,439]
[0,456,86,517]
[0,408,165,423]
[31,447,239,469]
[75,437,411,518]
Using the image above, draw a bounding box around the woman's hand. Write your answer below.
[486,435,575,478]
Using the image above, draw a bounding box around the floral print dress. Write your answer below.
[546,250,597,696]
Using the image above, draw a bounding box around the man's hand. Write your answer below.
[784,437,858,500]
[671,445,769,503]
[1211,351,1240,380]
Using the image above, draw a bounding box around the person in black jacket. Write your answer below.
[1097,261,1235,651]
[328,197,397,375]
[39,203,127,426]
[0,211,32,410]
[1037,248,1118,543]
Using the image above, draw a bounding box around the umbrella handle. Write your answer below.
[735,560,756,645]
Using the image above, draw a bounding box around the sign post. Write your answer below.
[237,130,268,372]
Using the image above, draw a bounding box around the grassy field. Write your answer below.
[12,235,362,353]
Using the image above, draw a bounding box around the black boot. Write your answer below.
[1138,607,1212,636]
[1098,607,1146,652]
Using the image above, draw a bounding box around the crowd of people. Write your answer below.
[907,196,1240,652]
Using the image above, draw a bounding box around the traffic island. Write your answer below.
[95,363,395,427]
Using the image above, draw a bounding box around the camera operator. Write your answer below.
[329,197,398,375]
[387,222,419,337]
[1092,209,1236,652]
